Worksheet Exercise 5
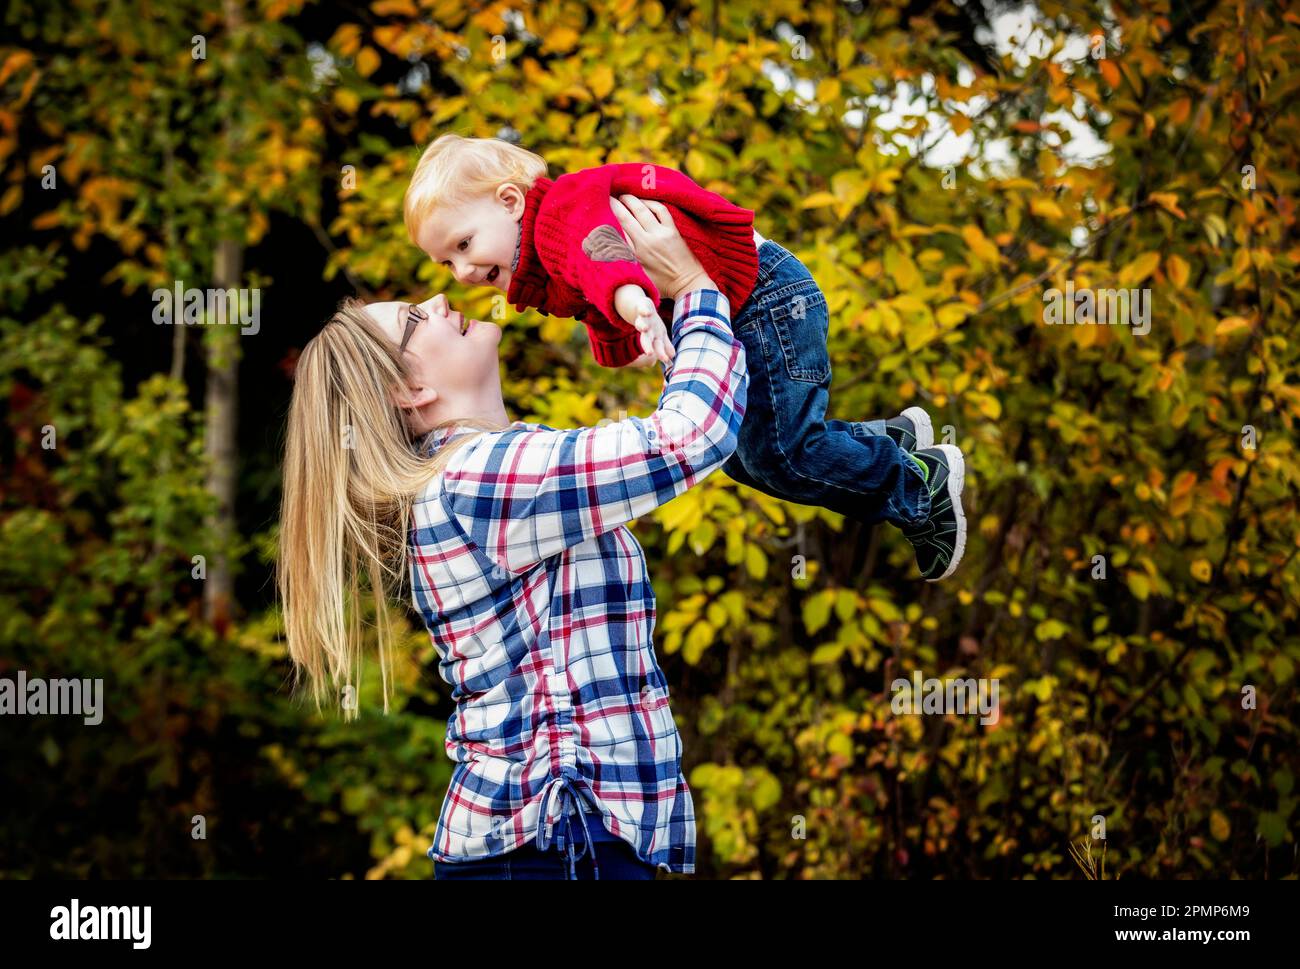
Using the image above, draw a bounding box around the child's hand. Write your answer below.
[634,313,674,368]
[614,284,675,366]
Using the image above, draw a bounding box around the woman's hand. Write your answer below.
[610,195,713,300]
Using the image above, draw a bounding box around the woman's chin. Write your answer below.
[474,319,503,341]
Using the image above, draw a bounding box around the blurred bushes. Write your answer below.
[0,249,452,877]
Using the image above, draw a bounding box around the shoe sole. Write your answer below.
[901,406,934,451]
[928,444,967,581]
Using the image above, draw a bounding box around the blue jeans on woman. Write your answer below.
[432,805,657,881]
[721,239,929,528]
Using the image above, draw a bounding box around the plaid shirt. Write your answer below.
[410,289,747,875]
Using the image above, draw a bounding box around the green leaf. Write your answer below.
[1257,812,1287,848]
[803,590,835,636]
[751,772,782,811]
[1126,573,1151,601]
[1035,619,1069,641]
[811,642,844,664]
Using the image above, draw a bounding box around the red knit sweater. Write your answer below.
[506,163,759,367]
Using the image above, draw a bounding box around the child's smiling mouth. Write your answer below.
[486,266,500,284]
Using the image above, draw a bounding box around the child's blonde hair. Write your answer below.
[404,133,549,243]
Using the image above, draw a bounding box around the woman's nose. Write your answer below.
[421,296,462,329]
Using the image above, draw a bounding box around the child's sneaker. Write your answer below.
[900,444,967,581]
[884,406,934,453]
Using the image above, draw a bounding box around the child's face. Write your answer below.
[414,184,526,292]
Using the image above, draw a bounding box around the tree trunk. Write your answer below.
[203,238,241,634]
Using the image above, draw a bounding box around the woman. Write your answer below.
[277,196,748,879]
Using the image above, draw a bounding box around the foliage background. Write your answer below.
[1,0,1297,878]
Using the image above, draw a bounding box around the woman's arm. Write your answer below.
[439,286,747,575]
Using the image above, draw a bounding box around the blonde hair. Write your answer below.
[403,133,548,243]
[276,296,508,718]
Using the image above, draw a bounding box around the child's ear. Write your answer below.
[498,183,525,218]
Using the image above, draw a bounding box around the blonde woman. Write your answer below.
[277,196,747,879]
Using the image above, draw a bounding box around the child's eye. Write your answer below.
[458,238,470,250]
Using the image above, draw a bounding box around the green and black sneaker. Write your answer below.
[900,444,967,582]
[884,406,934,453]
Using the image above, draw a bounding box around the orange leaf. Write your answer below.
[1149,192,1186,219]
[1171,471,1197,499]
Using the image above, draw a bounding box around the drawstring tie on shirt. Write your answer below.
[534,771,602,881]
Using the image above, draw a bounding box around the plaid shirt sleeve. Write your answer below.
[439,288,747,575]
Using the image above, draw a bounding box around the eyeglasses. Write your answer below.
[399,303,427,353]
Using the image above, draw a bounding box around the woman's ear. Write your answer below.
[391,381,438,413]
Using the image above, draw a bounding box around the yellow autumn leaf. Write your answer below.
[1119,251,1160,286]
[903,317,938,351]
[331,23,362,57]
[1149,191,1186,219]
[936,303,973,328]
[544,26,580,53]
[1215,315,1251,336]
[1167,253,1190,289]
[355,47,380,78]
[1210,810,1230,841]
[800,191,838,209]
[885,247,920,291]
[334,87,360,114]
[961,224,1000,264]
[1029,197,1063,219]
[973,392,1002,420]
[589,64,614,100]
[871,168,902,195]
[817,78,841,103]
[1190,559,1212,582]
[892,294,927,314]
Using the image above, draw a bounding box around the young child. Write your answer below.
[403,134,966,580]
